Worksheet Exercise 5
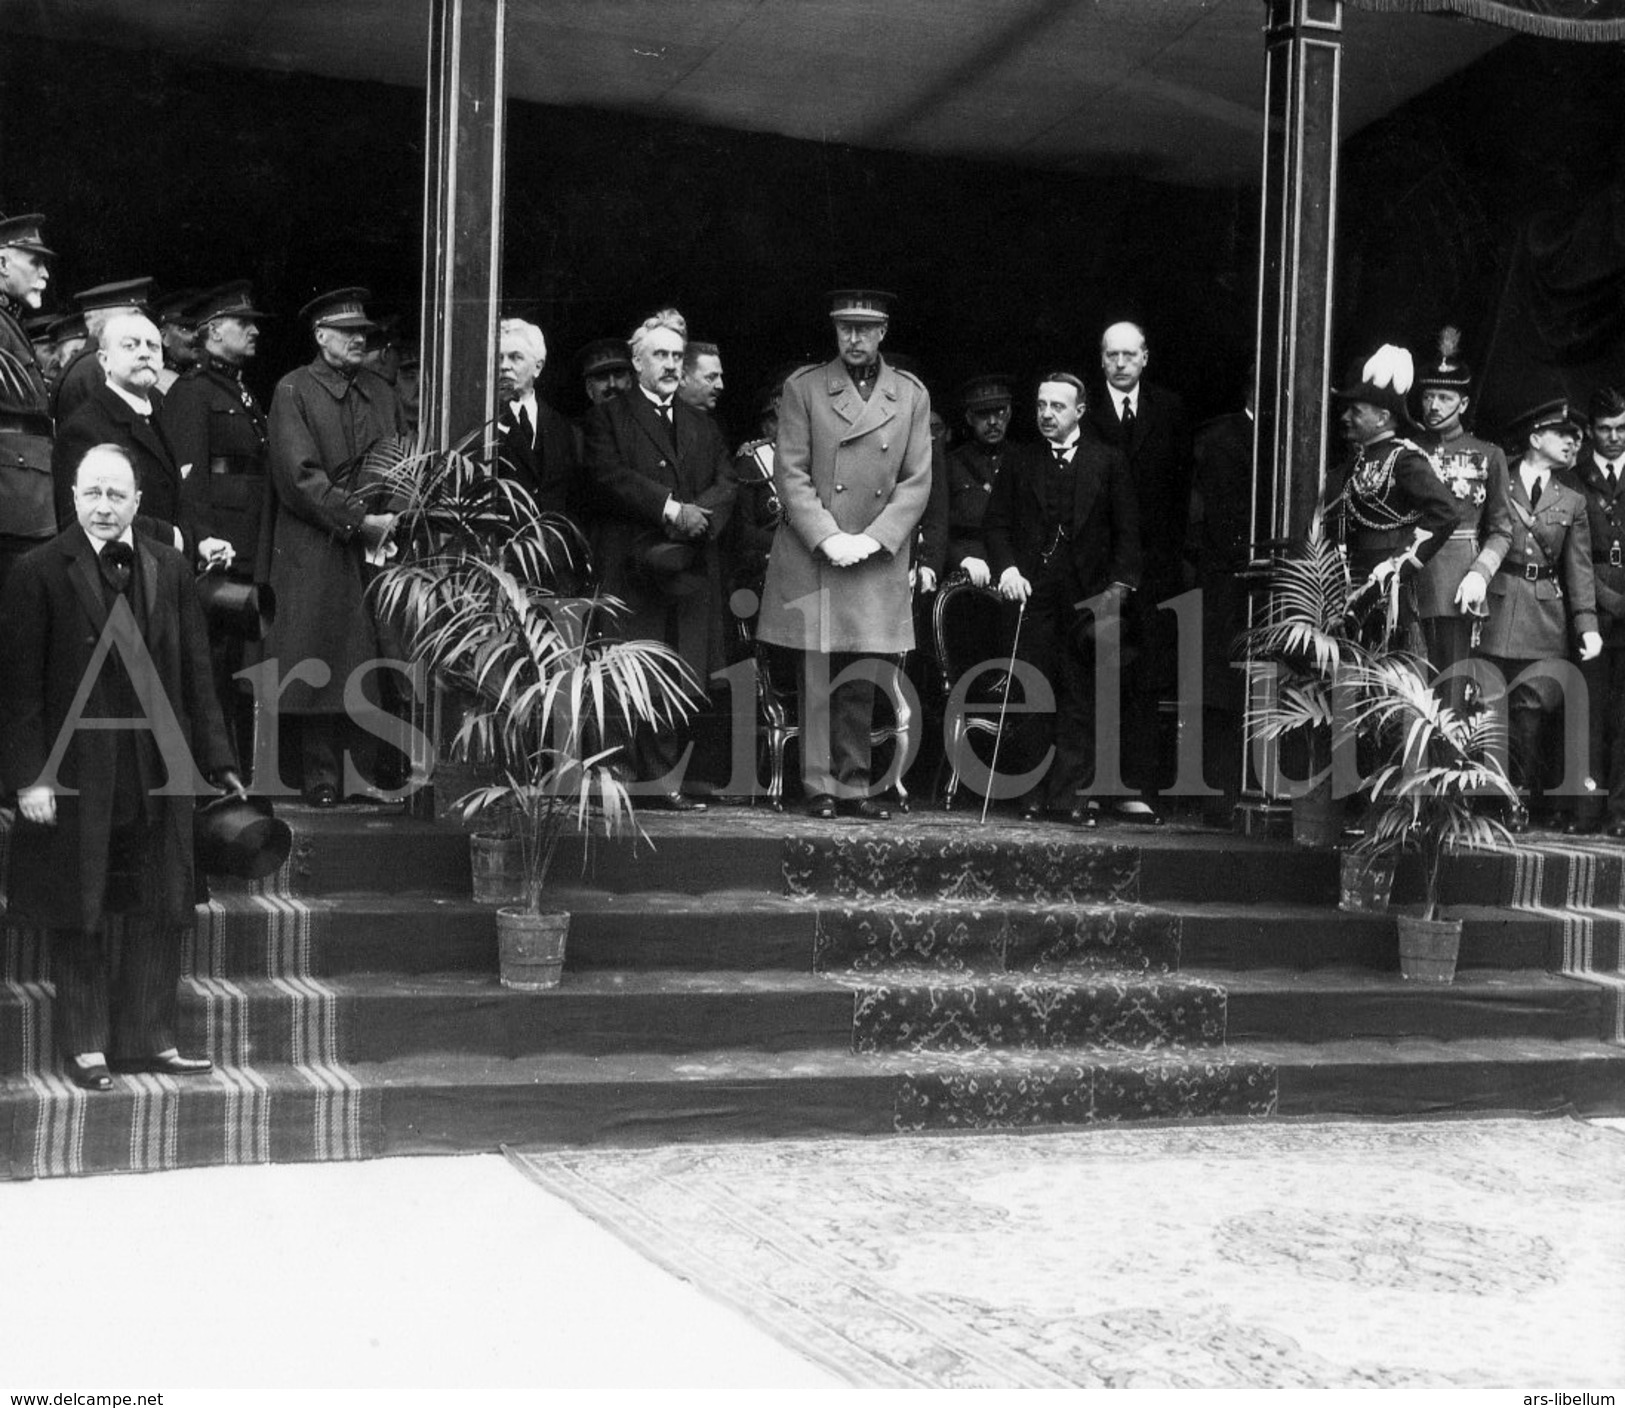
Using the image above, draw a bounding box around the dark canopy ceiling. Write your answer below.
[4,0,1507,185]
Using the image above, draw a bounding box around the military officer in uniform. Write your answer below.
[1563,386,1625,835]
[45,311,87,390]
[161,281,275,763]
[1412,328,1510,714]
[1458,399,1601,830]
[0,213,59,597]
[1327,345,1459,645]
[756,289,933,820]
[941,373,1014,587]
[153,287,201,394]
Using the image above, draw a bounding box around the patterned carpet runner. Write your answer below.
[0,821,380,1179]
[787,832,1279,1128]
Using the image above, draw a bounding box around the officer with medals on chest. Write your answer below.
[159,280,274,767]
[1412,327,1510,714]
[1327,345,1459,646]
[1457,399,1601,831]
[1563,387,1625,835]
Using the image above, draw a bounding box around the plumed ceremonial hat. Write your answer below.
[1330,344,1418,426]
[1415,326,1473,392]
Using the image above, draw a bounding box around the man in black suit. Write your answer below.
[1087,321,1192,824]
[0,444,242,1091]
[582,308,735,809]
[496,317,580,528]
[984,373,1140,826]
[51,310,209,552]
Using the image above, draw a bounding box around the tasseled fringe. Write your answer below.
[1347,0,1625,42]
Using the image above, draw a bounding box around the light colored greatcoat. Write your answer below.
[755,356,932,653]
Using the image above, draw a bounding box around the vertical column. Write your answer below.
[420,0,507,451]
[414,0,507,816]
[1242,0,1342,822]
[1252,0,1342,547]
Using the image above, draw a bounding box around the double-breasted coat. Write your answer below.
[263,358,406,714]
[1414,427,1509,620]
[1471,468,1598,662]
[756,357,933,654]
[0,527,233,933]
[1568,450,1625,647]
[583,389,736,678]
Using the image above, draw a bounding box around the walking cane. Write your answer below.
[980,599,1026,826]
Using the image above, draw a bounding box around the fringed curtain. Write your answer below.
[1347,0,1625,41]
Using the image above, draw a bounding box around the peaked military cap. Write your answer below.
[0,214,53,258]
[960,374,1014,411]
[152,288,203,328]
[827,289,895,323]
[193,280,272,326]
[75,277,156,314]
[299,286,376,330]
[1509,398,1586,441]
[47,312,87,343]
[577,337,632,375]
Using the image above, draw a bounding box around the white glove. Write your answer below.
[197,537,235,570]
[1454,572,1487,615]
[998,566,1031,604]
[915,566,937,594]
[960,556,991,587]
[1368,557,1400,591]
[1580,630,1603,662]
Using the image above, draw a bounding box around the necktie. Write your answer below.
[1121,397,1135,433]
[515,403,533,446]
[99,540,133,596]
[1608,463,1618,492]
[660,400,674,425]
[1529,475,1543,508]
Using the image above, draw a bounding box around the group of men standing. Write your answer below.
[1328,331,1625,835]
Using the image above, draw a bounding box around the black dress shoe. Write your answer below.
[841,798,892,821]
[305,784,339,809]
[806,794,837,820]
[1067,804,1099,830]
[110,1052,213,1076]
[65,1058,113,1092]
[645,791,706,813]
[1114,801,1165,827]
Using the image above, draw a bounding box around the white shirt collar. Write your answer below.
[105,380,153,418]
[1597,452,1621,477]
[1115,386,1140,418]
[508,390,537,418]
[639,385,673,411]
[1522,463,1549,490]
[1048,429,1082,455]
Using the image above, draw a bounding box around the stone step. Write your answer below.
[0,968,1601,1077]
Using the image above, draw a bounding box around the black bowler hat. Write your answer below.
[1330,344,1419,428]
[299,286,376,330]
[1508,397,1586,442]
[827,289,895,323]
[1415,325,1472,393]
[577,337,632,376]
[193,280,272,326]
[75,277,156,314]
[0,214,54,258]
[195,793,293,880]
[960,373,1014,411]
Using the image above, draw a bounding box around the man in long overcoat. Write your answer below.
[0,444,240,1090]
[263,288,403,806]
[583,308,734,808]
[0,213,58,598]
[756,290,933,819]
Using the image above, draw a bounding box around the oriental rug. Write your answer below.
[506,1118,1625,1389]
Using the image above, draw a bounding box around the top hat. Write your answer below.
[0,214,53,258]
[577,337,632,376]
[1415,325,1473,393]
[75,277,156,314]
[195,569,276,641]
[827,289,895,323]
[193,280,272,326]
[194,793,293,881]
[1508,397,1586,443]
[960,373,1014,411]
[1330,344,1419,429]
[299,287,376,330]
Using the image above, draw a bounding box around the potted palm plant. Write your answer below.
[1344,652,1516,982]
[370,430,698,988]
[1239,517,1367,848]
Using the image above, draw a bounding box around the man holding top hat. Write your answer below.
[1458,398,1600,830]
[755,290,933,820]
[0,441,244,1090]
[0,213,58,595]
[264,287,405,807]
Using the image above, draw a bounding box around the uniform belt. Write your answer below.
[208,454,263,476]
[1500,562,1556,582]
[1595,546,1625,566]
[1447,528,1477,541]
[1354,529,1412,551]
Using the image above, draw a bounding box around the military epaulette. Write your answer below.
[1396,437,1428,456]
[786,362,821,384]
[889,364,927,392]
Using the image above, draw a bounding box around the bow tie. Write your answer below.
[99,540,134,595]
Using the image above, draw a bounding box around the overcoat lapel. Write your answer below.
[64,532,109,634]
[1070,448,1102,531]
[628,391,678,467]
[824,360,863,428]
[843,364,900,444]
